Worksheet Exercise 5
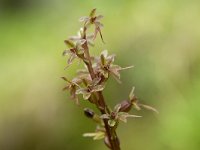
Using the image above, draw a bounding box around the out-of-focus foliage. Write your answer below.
[0,0,200,150]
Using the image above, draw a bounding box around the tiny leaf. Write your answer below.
[76,88,87,94]
[120,65,134,71]
[91,77,101,86]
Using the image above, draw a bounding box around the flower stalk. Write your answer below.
[61,9,157,150]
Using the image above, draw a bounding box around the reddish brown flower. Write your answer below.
[101,104,141,127]
[61,76,82,105]
[79,8,104,42]
[69,28,95,47]
[76,77,105,100]
[94,50,133,83]
[63,39,85,68]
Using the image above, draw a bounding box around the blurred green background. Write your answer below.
[0,0,200,150]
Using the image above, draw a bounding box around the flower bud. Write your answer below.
[84,108,95,118]
[119,100,132,112]
[64,40,75,48]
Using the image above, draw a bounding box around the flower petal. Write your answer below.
[96,15,104,20]
[114,104,121,113]
[93,131,105,140]
[62,85,70,91]
[118,115,127,123]
[76,39,86,46]
[83,132,96,137]
[92,85,105,92]
[88,41,95,47]
[61,77,71,83]
[95,21,104,28]
[108,119,116,127]
[76,88,88,94]
[64,40,75,48]
[89,8,96,17]
[83,131,105,140]
[106,54,115,65]
[129,87,135,100]
[100,114,110,119]
[140,104,159,113]
[102,71,109,78]
[101,50,108,58]
[118,112,141,123]
[79,16,89,22]
[69,36,81,41]
[100,52,106,66]
[62,50,71,56]
[67,54,76,64]
[83,92,91,100]
[91,77,101,86]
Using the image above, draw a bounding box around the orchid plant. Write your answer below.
[61,9,157,150]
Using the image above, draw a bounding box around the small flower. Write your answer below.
[94,50,116,78]
[83,128,105,140]
[101,104,141,127]
[128,86,140,110]
[61,76,82,105]
[129,87,159,113]
[76,77,105,100]
[94,50,133,83]
[115,87,137,112]
[118,100,132,112]
[84,108,102,124]
[79,8,104,42]
[69,28,95,47]
[62,39,85,68]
